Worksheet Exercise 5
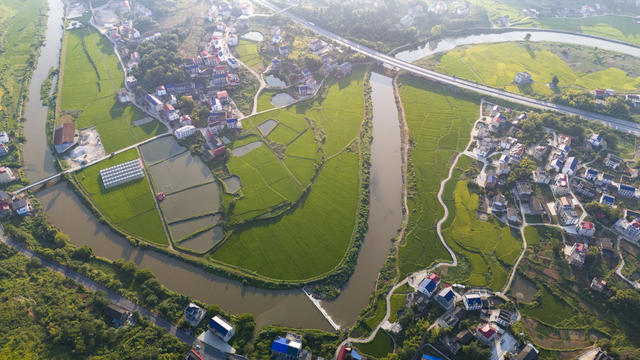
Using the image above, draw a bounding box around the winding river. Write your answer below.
[23,0,640,332]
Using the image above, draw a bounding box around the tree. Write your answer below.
[178,96,196,115]
[524,33,531,41]
[459,341,491,360]
[507,157,537,187]
[551,75,559,88]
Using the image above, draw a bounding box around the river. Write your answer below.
[25,0,404,331]
[320,73,403,328]
[395,30,640,63]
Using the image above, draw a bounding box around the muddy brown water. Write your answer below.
[24,1,404,331]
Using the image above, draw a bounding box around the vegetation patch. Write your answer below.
[356,331,394,358]
[60,28,166,152]
[397,76,480,276]
[75,149,168,245]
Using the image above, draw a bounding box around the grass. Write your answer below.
[0,0,46,164]
[389,294,407,322]
[356,331,394,358]
[364,297,387,331]
[427,42,640,97]
[442,179,522,290]
[529,15,640,46]
[524,226,562,247]
[520,285,577,326]
[397,76,480,276]
[234,39,270,72]
[75,149,168,245]
[211,151,360,280]
[256,89,277,112]
[60,28,166,152]
[226,144,302,220]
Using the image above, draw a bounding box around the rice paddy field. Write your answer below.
[420,42,640,97]
[356,331,394,359]
[442,178,522,290]
[234,39,270,72]
[74,149,168,245]
[526,15,640,46]
[397,76,480,276]
[60,28,166,152]
[209,69,366,280]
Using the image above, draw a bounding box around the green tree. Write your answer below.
[178,96,196,115]
[551,75,559,88]
[459,341,491,360]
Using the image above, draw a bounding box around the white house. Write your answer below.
[174,125,196,139]
[589,133,602,147]
[0,131,9,144]
[417,273,440,298]
[476,324,498,344]
[514,72,532,85]
[462,294,482,311]
[584,168,598,181]
[435,286,458,310]
[604,154,623,170]
[615,218,640,244]
[208,315,235,342]
[0,167,16,184]
[576,221,596,237]
[156,85,167,97]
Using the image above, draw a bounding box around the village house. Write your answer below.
[556,196,579,225]
[596,172,614,186]
[515,181,532,198]
[492,194,507,214]
[145,94,163,113]
[0,191,12,218]
[604,153,623,170]
[308,38,328,52]
[615,218,640,244]
[162,104,179,122]
[53,123,78,154]
[618,184,636,198]
[532,145,547,161]
[514,72,533,85]
[0,167,16,184]
[568,242,587,267]
[516,343,539,360]
[0,131,9,145]
[573,182,597,199]
[184,303,206,327]
[599,238,615,257]
[0,144,9,157]
[12,197,31,216]
[208,315,235,342]
[562,156,578,176]
[117,89,131,103]
[279,45,289,56]
[585,168,599,181]
[462,294,482,311]
[156,85,167,97]
[577,221,596,237]
[179,115,192,126]
[174,125,196,140]
[338,62,353,78]
[435,286,459,310]
[590,277,608,294]
[549,158,564,173]
[625,94,640,109]
[510,143,525,161]
[475,324,498,344]
[271,333,302,360]
[533,168,551,184]
[589,133,602,147]
[552,173,570,196]
[417,273,440,298]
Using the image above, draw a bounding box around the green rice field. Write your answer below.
[75,149,168,245]
[60,28,165,152]
[397,76,480,276]
[234,39,270,72]
[529,15,640,46]
[426,42,640,97]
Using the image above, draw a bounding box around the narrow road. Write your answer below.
[615,237,640,289]
[0,227,238,360]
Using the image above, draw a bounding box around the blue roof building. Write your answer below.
[422,355,443,360]
[208,315,235,342]
[271,336,302,359]
[618,184,637,198]
[600,194,615,206]
[463,294,483,310]
[435,287,458,310]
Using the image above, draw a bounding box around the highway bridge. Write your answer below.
[253,0,640,136]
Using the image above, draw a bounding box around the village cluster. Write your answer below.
[471,103,640,270]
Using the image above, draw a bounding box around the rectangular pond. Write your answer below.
[180,225,225,253]
[169,214,221,241]
[140,136,187,164]
[149,151,215,193]
[161,182,222,222]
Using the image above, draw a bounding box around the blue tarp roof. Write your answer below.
[271,337,299,356]
[422,355,443,360]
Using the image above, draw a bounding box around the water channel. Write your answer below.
[24,0,640,332]
[395,30,640,63]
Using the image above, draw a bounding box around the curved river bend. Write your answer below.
[24,1,640,331]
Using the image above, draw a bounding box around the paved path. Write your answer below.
[252,0,640,136]
[615,237,640,289]
[0,226,239,360]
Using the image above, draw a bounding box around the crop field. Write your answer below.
[256,89,277,112]
[234,40,270,72]
[356,331,394,358]
[530,15,640,46]
[0,0,46,147]
[226,144,302,220]
[424,43,640,97]
[211,151,360,280]
[521,285,577,326]
[75,149,168,245]
[397,76,480,276]
[60,28,165,152]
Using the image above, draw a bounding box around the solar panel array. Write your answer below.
[100,159,145,189]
